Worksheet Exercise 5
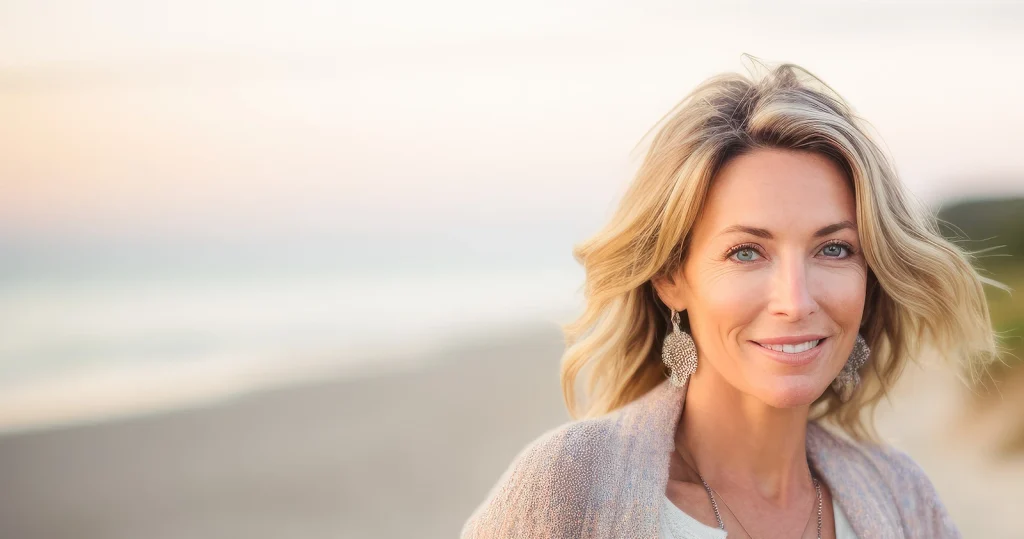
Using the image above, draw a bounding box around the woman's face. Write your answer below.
[655,148,868,408]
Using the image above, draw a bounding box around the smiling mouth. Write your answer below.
[752,337,828,354]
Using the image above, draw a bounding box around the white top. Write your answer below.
[660,494,858,539]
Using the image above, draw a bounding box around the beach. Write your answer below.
[0,323,1020,538]
[0,325,571,539]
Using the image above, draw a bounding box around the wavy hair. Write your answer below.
[559,56,1008,441]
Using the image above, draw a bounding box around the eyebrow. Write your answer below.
[717,220,857,239]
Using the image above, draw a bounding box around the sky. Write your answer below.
[1,1,1022,268]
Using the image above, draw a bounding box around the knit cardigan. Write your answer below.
[461,377,960,538]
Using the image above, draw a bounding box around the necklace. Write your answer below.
[705,481,821,539]
[674,444,823,539]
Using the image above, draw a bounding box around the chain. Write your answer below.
[814,476,823,539]
[696,473,724,529]
[674,443,822,539]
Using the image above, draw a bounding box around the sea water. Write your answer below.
[0,253,583,432]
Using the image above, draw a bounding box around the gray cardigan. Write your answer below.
[462,378,960,538]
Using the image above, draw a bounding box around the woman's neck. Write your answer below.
[677,365,813,505]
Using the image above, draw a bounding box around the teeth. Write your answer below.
[759,340,820,354]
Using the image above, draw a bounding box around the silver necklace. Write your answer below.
[696,471,821,539]
[676,444,823,539]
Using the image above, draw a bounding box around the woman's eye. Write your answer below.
[731,248,761,262]
[820,243,850,258]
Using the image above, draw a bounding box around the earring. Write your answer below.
[662,309,698,387]
[831,333,870,403]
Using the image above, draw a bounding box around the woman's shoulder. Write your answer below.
[460,415,623,538]
[809,421,942,490]
[486,415,620,485]
[808,422,960,537]
[858,441,959,530]
[859,441,940,488]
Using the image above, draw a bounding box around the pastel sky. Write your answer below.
[1,1,1022,250]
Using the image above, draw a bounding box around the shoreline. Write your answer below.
[0,315,574,437]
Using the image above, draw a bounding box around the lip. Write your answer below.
[754,334,828,345]
[749,337,829,366]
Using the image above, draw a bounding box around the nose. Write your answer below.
[769,253,819,320]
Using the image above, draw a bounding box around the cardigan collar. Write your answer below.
[614,377,904,538]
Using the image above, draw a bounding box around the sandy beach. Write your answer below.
[0,324,571,539]
[0,323,1020,538]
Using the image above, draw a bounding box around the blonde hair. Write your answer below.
[560,56,1008,441]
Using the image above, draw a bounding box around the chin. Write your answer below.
[750,377,827,409]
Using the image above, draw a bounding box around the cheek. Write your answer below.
[692,267,768,326]
[812,267,868,324]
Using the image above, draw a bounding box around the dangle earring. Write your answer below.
[832,333,870,403]
[661,309,698,387]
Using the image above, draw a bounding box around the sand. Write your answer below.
[0,323,1020,538]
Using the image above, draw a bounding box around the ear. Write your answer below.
[651,269,688,312]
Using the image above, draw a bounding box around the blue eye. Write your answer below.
[820,241,854,258]
[727,245,762,262]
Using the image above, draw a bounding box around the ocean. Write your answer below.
[0,252,584,432]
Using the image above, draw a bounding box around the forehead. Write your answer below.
[698,148,856,237]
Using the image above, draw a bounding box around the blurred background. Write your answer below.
[0,1,1022,538]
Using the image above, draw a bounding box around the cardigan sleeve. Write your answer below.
[460,420,601,539]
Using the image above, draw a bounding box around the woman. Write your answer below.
[461,58,1001,538]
